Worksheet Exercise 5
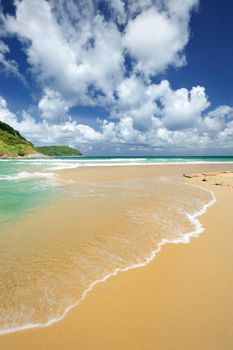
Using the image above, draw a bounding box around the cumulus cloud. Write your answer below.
[160,84,210,130]
[38,89,70,122]
[4,0,124,105]
[201,105,233,140]
[0,0,232,153]
[123,8,187,76]
[0,40,26,83]
[1,93,233,154]
[0,95,19,126]
[113,79,210,133]
[0,95,105,147]
[3,0,197,105]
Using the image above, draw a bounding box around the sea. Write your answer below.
[0,156,232,334]
[0,156,233,223]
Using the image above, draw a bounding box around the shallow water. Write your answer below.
[0,156,231,223]
[0,172,214,334]
[0,161,62,225]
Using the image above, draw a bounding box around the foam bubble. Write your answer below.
[0,171,55,181]
[0,181,216,335]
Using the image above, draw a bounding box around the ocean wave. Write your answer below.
[49,160,233,169]
[0,171,55,181]
[0,182,216,335]
[48,164,81,170]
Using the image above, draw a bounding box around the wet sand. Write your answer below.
[0,164,233,349]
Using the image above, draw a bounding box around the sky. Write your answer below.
[0,0,233,155]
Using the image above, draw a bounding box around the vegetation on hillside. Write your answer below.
[36,145,82,157]
[0,121,82,158]
[0,121,36,157]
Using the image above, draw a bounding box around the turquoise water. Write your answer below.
[57,155,233,163]
[0,156,233,224]
[21,155,233,164]
[0,160,60,224]
[0,155,232,334]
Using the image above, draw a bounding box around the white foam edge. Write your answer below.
[0,171,55,181]
[1,161,233,180]
[48,160,233,171]
[0,183,216,335]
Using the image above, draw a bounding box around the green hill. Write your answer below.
[0,121,36,157]
[36,145,82,157]
[0,121,82,158]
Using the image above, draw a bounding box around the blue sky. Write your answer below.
[0,0,233,155]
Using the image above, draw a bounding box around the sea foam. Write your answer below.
[0,181,216,335]
[0,171,55,181]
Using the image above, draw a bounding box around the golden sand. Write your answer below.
[0,164,233,350]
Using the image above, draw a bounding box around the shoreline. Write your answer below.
[0,164,232,349]
[0,180,216,336]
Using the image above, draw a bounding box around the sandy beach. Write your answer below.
[2,0,233,348]
[0,164,233,350]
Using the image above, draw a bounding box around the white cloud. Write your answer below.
[3,0,198,105]
[205,105,233,121]
[113,76,160,131]
[1,0,233,153]
[123,8,188,76]
[107,0,126,24]
[113,79,210,133]
[115,75,146,112]
[4,0,124,105]
[164,0,199,18]
[38,89,70,122]
[160,84,210,130]
[0,96,104,147]
[0,40,26,83]
[1,94,233,153]
[0,96,19,126]
[201,105,233,139]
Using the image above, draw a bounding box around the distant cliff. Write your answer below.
[0,121,82,158]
